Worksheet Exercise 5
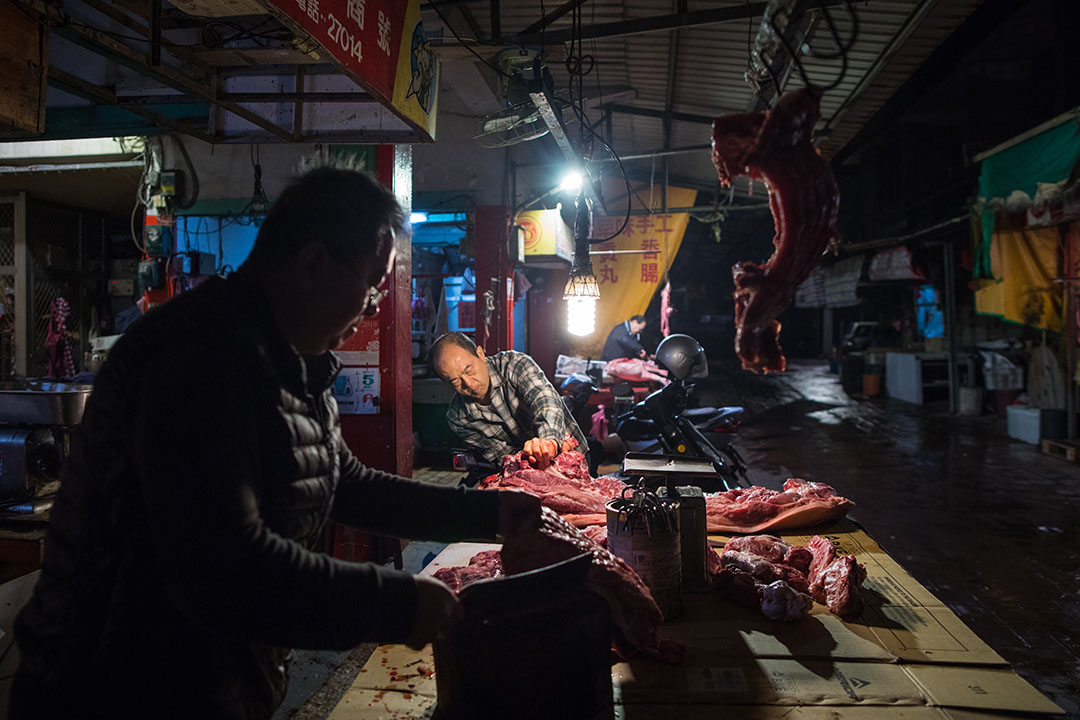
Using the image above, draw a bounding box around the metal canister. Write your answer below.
[605,488,682,619]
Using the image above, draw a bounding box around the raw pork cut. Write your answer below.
[486,454,852,535]
[711,87,840,373]
[479,450,627,524]
[719,549,809,594]
[604,358,669,384]
[705,478,853,533]
[761,580,815,622]
[710,533,864,622]
[724,534,812,573]
[435,509,684,663]
[432,549,503,591]
[501,507,684,663]
[806,536,866,618]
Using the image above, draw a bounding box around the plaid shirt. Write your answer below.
[446,351,588,464]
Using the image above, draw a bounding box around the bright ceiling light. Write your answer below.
[566,296,598,336]
[559,171,584,193]
[409,211,428,224]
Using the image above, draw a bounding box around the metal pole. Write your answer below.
[1062,224,1077,440]
[944,241,959,414]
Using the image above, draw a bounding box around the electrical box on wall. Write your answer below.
[159,169,183,198]
[108,278,135,296]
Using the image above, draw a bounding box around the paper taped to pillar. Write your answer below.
[572,186,697,357]
[261,0,438,140]
[974,223,1062,332]
[332,316,380,365]
[334,367,380,414]
[519,209,573,263]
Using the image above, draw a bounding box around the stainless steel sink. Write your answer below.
[0,382,92,426]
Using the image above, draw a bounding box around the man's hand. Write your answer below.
[523,437,558,469]
[406,576,463,650]
[497,489,542,538]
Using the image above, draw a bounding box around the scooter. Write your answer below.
[612,334,750,491]
[615,381,749,489]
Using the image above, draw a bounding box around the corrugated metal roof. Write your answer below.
[447,0,981,189]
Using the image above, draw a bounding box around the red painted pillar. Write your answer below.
[333,145,412,564]
[473,206,512,354]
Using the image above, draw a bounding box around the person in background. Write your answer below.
[11,165,539,719]
[602,314,648,361]
[432,332,588,472]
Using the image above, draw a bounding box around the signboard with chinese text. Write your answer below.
[260,0,437,139]
[334,367,380,414]
[519,209,573,263]
[571,186,697,357]
[332,315,380,365]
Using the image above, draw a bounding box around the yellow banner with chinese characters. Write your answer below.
[573,186,697,357]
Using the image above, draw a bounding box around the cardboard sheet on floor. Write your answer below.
[709,519,1006,665]
[613,659,1061,714]
[327,537,1061,719]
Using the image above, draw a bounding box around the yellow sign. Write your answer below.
[390,0,438,140]
[572,186,697,357]
[518,208,573,262]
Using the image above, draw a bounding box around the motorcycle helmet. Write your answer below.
[655,334,708,380]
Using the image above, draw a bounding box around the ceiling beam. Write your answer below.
[512,0,847,44]
[116,92,375,104]
[601,103,719,126]
[21,0,294,141]
[517,0,587,37]
[48,68,214,143]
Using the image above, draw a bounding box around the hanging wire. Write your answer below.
[770,0,858,93]
[428,1,515,80]
[746,0,859,103]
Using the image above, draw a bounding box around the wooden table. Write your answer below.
[323,519,1062,719]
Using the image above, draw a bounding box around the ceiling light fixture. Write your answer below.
[563,189,600,337]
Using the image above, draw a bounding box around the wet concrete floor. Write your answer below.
[696,359,1080,717]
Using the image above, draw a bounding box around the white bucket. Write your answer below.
[958,386,983,416]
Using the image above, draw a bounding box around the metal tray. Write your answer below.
[0,382,93,426]
[621,452,720,478]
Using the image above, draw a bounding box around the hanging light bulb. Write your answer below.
[563,189,600,336]
[559,170,584,193]
[566,296,598,336]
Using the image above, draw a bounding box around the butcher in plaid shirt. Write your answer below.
[432,332,588,467]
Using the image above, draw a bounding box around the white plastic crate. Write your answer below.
[1006,406,1066,445]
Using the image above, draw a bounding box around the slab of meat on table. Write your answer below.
[711,87,840,373]
[711,534,865,621]
[485,450,852,535]
[434,508,684,663]
[806,536,867,618]
[432,549,502,592]
[705,478,853,533]
[605,357,669,384]
[479,450,627,526]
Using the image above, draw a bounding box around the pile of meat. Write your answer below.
[481,453,853,534]
[478,450,625,526]
[434,508,684,663]
[712,87,840,374]
[712,534,866,622]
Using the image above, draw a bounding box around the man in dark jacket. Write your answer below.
[11,166,538,719]
[601,315,648,361]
